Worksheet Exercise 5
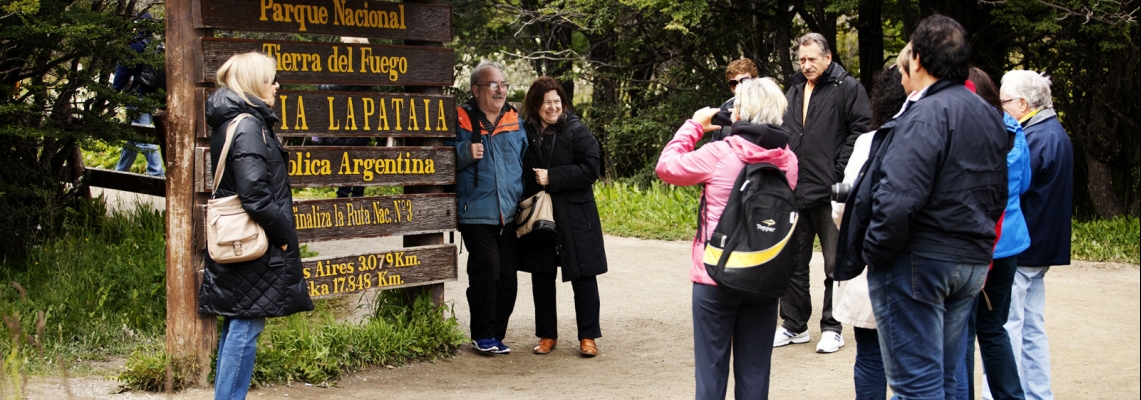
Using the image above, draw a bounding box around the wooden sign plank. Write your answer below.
[197,146,455,191]
[293,193,455,242]
[303,244,457,298]
[197,0,451,42]
[274,89,456,137]
[202,38,453,87]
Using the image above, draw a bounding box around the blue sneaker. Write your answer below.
[492,339,511,354]
[472,339,499,354]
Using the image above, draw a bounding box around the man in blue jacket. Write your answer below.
[452,60,528,355]
[999,69,1074,399]
[834,15,1008,398]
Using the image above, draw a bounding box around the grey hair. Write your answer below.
[1001,70,1054,109]
[734,77,787,126]
[797,33,831,57]
[469,60,505,88]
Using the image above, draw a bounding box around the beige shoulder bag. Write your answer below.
[206,114,269,263]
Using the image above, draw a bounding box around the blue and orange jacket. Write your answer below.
[450,99,528,226]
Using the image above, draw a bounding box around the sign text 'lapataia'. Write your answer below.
[292,193,454,242]
[303,244,456,298]
[198,0,450,42]
[273,90,455,138]
[202,38,452,86]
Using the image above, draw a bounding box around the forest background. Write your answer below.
[0,0,1137,261]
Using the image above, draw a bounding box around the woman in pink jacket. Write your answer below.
[656,78,798,400]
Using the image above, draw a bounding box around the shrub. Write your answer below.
[1071,216,1140,264]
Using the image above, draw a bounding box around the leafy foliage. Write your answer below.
[1071,216,1141,264]
[595,180,701,241]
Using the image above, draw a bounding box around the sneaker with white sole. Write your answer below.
[815,331,845,353]
[472,339,499,354]
[773,327,811,347]
[492,339,512,354]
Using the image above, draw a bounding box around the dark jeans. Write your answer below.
[779,204,841,334]
[458,224,519,340]
[869,253,987,400]
[958,256,1026,399]
[854,327,888,400]
[532,273,601,340]
[336,186,364,198]
[692,283,779,400]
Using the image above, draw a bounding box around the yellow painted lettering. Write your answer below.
[327,97,340,130]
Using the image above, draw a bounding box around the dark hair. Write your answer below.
[797,33,831,57]
[725,58,759,81]
[911,14,970,81]
[522,76,569,127]
[968,67,1001,109]
[870,66,908,130]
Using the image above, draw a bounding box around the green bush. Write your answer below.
[1071,216,1140,264]
[117,347,198,392]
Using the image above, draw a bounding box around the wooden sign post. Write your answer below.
[165,0,455,385]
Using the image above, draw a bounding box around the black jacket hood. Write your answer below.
[729,121,790,150]
[205,87,280,129]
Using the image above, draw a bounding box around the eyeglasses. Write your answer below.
[477,82,509,92]
[728,77,751,89]
[1001,98,1018,104]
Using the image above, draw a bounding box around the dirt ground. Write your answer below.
[24,190,1141,399]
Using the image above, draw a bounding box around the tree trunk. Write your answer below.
[857,0,883,92]
[1085,151,1126,219]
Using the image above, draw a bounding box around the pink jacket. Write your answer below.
[655,120,798,285]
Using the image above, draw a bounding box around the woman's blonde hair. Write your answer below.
[734,77,786,125]
[215,52,277,106]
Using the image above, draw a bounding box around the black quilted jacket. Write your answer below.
[198,88,314,318]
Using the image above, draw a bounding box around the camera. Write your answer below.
[831,182,852,203]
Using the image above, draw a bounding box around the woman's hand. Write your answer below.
[280,244,288,251]
[534,168,549,186]
[691,107,722,133]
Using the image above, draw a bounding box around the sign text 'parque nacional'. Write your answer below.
[271,89,455,138]
[198,0,451,42]
[303,244,456,298]
[202,38,453,86]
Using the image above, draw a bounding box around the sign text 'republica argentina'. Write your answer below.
[292,193,455,242]
[198,0,451,42]
[202,38,452,86]
[273,90,455,137]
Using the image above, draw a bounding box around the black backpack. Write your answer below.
[700,162,799,298]
[134,44,166,91]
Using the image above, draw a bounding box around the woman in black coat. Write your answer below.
[198,52,313,399]
[518,76,608,357]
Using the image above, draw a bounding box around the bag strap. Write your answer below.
[212,113,263,198]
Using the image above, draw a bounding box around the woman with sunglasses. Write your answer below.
[199,52,314,399]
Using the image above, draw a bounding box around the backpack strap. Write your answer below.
[460,104,482,187]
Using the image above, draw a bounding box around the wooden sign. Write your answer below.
[198,0,451,42]
[303,244,457,298]
[202,38,453,86]
[273,89,455,138]
[292,193,455,242]
[195,146,455,191]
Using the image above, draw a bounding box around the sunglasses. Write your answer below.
[728,77,751,89]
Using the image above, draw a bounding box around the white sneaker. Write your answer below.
[773,327,811,347]
[815,331,845,353]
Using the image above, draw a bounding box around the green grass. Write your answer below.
[595,180,701,241]
[1071,216,1140,264]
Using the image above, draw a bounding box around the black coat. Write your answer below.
[783,62,871,208]
[518,114,608,281]
[834,79,1007,281]
[198,88,314,318]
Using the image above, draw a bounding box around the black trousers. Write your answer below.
[531,273,601,340]
[459,224,519,340]
[779,204,842,334]
[964,255,1026,399]
[693,283,779,400]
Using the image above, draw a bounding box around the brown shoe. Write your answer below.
[580,338,598,357]
[533,338,557,354]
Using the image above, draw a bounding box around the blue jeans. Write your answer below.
[868,253,988,400]
[1006,266,1052,400]
[116,140,165,177]
[854,327,888,400]
[692,283,778,400]
[215,317,266,400]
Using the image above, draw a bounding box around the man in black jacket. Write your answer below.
[834,15,1007,398]
[775,33,870,354]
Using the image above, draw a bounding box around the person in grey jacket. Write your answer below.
[777,32,871,354]
[198,52,313,400]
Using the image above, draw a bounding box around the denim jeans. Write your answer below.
[692,283,778,400]
[215,317,266,400]
[854,327,888,400]
[868,253,988,400]
[116,141,165,177]
[780,204,841,334]
[1006,266,1053,400]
